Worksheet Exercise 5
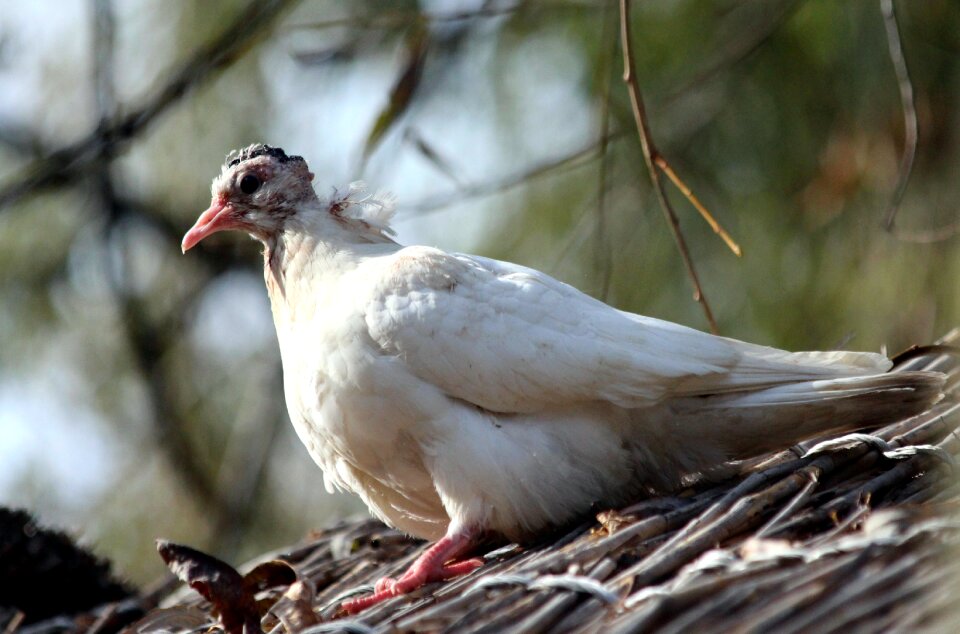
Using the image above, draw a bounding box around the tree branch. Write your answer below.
[400,132,625,215]
[663,0,801,106]
[654,156,741,256]
[0,0,300,209]
[880,0,918,232]
[619,0,719,333]
[880,0,960,243]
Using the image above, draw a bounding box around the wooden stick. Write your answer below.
[619,0,719,333]
[655,156,742,257]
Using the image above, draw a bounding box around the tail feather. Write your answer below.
[727,340,894,383]
[652,370,945,482]
[706,371,942,409]
[727,336,893,375]
[672,341,895,397]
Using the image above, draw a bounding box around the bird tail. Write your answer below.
[646,370,945,486]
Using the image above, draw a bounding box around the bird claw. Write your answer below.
[374,576,398,594]
[340,529,484,614]
[340,557,485,614]
[340,573,422,614]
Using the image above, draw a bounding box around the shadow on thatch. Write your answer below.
[11,331,960,633]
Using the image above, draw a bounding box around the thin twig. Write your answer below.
[617,470,805,590]
[879,0,960,243]
[293,4,521,31]
[399,131,625,215]
[663,0,801,106]
[548,192,611,275]
[594,3,617,301]
[619,0,719,333]
[888,221,960,243]
[2,611,25,634]
[755,468,820,538]
[288,1,605,33]
[655,156,742,256]
[890,344,960,368]
[880,0,918,232]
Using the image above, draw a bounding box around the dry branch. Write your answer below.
[400,132,625,215]
[880,0,918,232]
[619,0,739,334]
[880,0,960,243]
[662,0,801,105]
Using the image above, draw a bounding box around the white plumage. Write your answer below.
[182,144,943,611]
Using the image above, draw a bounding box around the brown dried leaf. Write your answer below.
[156,540,262,634]
[270,580,319,632]
[242,560,298,595]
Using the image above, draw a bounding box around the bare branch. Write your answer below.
[86,0,234,530]
[404,128,466,187]
[0,0,299,209]
[619,0,719,333]
[879,0,959,243]
[654,156,741,256]
[887,221,960,243]
[287,2,605,33]
[663,0,801,106]
[880,0,918,232]
[594,3,617,301]
[399,133,624,215]
[0,122,46,154]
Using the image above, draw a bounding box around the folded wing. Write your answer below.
[364,247,890,414]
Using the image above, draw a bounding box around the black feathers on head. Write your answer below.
[226,144,305,169]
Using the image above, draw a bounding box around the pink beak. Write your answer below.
[181,198,237,253]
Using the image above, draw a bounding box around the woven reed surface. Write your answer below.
[135,330,960,633]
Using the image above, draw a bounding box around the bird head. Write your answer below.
[182,144,317,252]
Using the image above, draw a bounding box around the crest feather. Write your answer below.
[329,181,397,237]
[225,143,305,168]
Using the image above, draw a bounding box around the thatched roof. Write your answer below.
[9,331,960,633]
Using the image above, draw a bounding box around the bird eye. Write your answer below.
[239,174,261,195]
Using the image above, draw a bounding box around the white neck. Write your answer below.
[262,201,399,318]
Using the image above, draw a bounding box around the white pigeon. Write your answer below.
[182,144,944,612]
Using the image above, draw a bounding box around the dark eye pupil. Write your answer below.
[240,174,260,194]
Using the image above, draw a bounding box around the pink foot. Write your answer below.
[341,528,483,614]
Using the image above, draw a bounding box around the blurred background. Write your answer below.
[0,0,958,586]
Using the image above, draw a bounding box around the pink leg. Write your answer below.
[341,527,483,614]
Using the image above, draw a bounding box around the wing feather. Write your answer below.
[363,247,888,413]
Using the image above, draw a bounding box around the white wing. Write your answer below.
[364,246,889,414]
